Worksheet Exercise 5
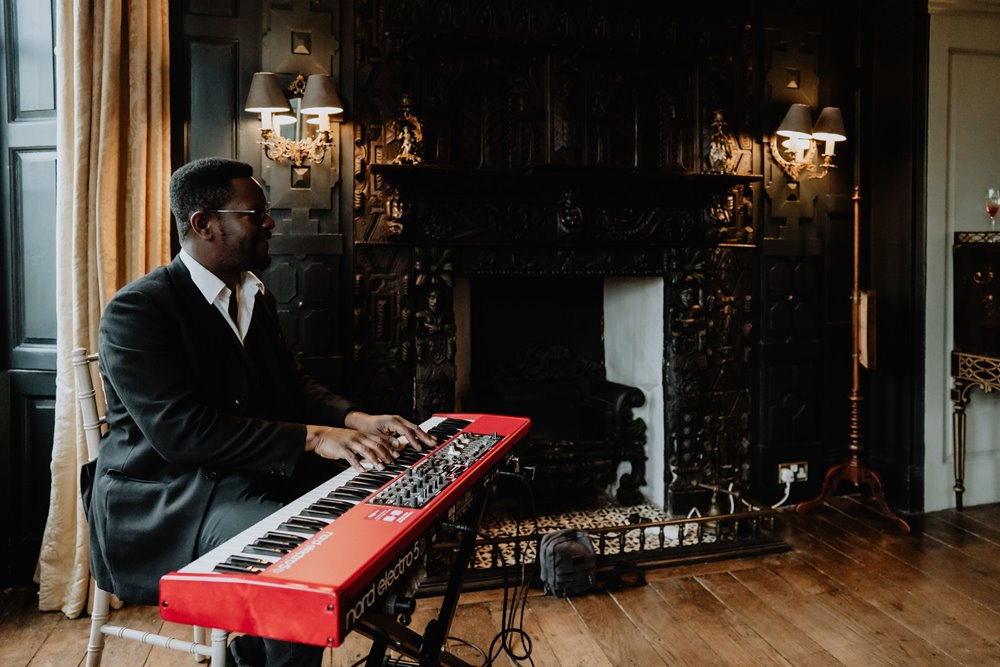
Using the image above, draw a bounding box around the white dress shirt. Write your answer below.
[178,249,264,344]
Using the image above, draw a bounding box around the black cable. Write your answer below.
[469,471,540,666]
[435,470,542,666]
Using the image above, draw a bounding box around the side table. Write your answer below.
[951,351,1000,510]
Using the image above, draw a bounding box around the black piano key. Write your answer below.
[278,521,320,535]
[309,501,348,516]
[263,531,306,546]
[214,562,267,574]
[243,543,287,557]
[359,468,395,479]
[227,554,273,568]
[253,537,297,553]
[330,487,370,501]
[278,516,327,534]
[300,506,341,519]
[316,498,355,513]
[427,418,471,439]
[347,478,385,492]
[213,554,272,574]
[354,472,394,485]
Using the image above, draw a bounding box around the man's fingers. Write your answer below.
[357,435,396,468]
[345,449,365,472]
[392,419,435,451]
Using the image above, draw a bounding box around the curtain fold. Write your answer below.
[38,0,171,618]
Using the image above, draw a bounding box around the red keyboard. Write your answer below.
[159,413,530,647]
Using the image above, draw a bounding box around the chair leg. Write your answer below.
[193,626,208,663]
[210,628,229,666]
[85,586,112,667]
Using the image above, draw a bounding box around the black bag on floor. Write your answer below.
[538,528,596,597]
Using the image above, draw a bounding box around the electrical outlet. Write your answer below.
[777,462,809,484]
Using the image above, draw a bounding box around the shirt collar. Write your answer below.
[178,248,264,304]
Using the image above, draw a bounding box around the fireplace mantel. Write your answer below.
[367,164,760,248]
[352,156,758,514]
[371,163,761,190]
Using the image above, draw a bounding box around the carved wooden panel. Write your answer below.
[754,251,827,498]
[8,150,57,368]
[6,0,56,120]
[352,245,417,415]
[259,233,348,389]
[353,0,757,245]
[0,371,55,586]
[186,40,240,160]
[664,247,754,512]
[171,1,261,165]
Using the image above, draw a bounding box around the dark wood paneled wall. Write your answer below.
[0,0,929,584]
[861,0,928,513]
[170,0,353,389]
[0,0,58,586]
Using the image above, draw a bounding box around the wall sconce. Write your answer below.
[245,72,343,166]
[770,103,846,180]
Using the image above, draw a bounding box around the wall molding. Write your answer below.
[930,0,1000,16]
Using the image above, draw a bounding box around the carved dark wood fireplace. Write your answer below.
[349,0,759,515]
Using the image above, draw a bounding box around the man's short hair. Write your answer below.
[170,157,254,240]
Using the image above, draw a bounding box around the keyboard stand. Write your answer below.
[356,483,490,667]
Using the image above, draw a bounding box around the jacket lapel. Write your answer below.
[164,256,255,368]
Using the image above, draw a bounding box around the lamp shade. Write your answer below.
[775,103,812,139]
[245,72,290,113]
[812,106,846,142]
[300,75,343,115]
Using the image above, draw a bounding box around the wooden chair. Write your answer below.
[73,347,229,666]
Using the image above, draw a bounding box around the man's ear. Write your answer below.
[188,211,215,240]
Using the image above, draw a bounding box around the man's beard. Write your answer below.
[250,252,272,271]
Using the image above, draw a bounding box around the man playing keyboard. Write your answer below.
[86,157,435,666]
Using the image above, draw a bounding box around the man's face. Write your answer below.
[213,177,274,273]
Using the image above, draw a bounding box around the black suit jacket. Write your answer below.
[88,255,355,603]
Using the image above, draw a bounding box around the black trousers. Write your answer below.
[197,474,325,667]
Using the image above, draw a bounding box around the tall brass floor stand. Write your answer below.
[796,188,910,533]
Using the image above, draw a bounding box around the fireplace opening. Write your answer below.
[462,276,604,436]
[456,276,648,507]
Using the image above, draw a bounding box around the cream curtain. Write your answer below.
[37,0,171,617]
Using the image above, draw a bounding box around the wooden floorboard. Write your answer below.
[3,498,1000,666]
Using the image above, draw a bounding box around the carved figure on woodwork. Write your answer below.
[390,95,424,165]
[386,192,405,236]
[354,124,368,212]
[413,247,454,289]
[707,194,733,230]
[415,288,456,378]
[704,110,735,175]
[556,190,584,234]
[416,289,446,335]
[672,275,708,370]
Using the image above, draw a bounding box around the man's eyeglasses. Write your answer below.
[204,203,271,224]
